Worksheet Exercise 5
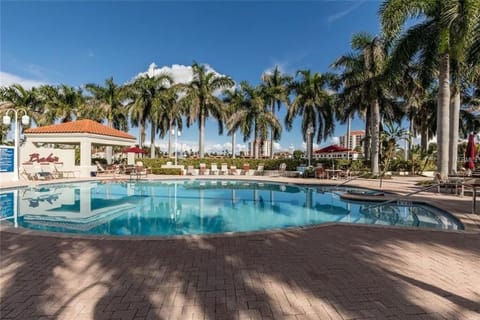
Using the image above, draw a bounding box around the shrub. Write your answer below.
[151,168,183,175]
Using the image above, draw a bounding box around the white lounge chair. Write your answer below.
[210,163,219,175]
[255,164,265,176]
[199,163,208,175]
[220,163,228,175]
[186,165,196,176]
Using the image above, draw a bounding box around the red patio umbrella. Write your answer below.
[465,133,476,170]
[123,146,146,154]
[314,144,351,153]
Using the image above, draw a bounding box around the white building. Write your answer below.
[339,130,364,151]
[247,140,271,158]
[313,145,360,160]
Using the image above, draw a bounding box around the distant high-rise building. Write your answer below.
[247,140,271,158]
[339,130,365,151]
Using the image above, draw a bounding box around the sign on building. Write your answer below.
[0,146,14,173]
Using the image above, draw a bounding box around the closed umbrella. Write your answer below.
[465,133,476,170]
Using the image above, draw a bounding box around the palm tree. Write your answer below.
[261,66,291,158]
[85,77,128,131]
[84,77,128,163]
[380,0,480,178]
[0,84,44,127]
[223,88,244,159]
[227,82,282,159]
[180,62,234,158]
[34,85,59,125]
[287,70,335,166]
[151,85,183,158]
[52,85,85,123]
[127,74,173,149]
[331,33,392,176]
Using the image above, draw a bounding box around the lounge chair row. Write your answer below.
[20,162,75,180]
[186,163,264,176]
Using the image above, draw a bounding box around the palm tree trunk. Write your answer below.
[254,125,259,159]
[371,100,380,176]
[437,53,451,178]
[420,128,428,158]
[168,122,172,157]
[150,122,156,158]
[199,112,205,158]
[364,112,371,161]
[139,121,145,148]
[232,133,236,159]
[408,117,414,162]
[270,103,275,159]
[448,89,460,175]
[421,130,428,157]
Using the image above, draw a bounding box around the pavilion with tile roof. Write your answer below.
[23,119,136,178]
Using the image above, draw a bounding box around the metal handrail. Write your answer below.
[334,172,371,188]
[360,183,441,212]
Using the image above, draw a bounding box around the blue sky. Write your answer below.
[1,1,382,153]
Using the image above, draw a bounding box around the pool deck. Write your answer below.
[1,175,480,319]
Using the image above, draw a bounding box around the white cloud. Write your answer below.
[262,63,287,78]
[301,142,319,151]
[273,142,282,152]
[327,1,365,24]
[0,71,47,89]
[134,63,235,94]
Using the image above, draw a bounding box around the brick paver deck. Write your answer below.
[1,225,479,320]
[1,176,480,319]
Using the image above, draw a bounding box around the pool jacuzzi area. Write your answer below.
[0,179,463,237]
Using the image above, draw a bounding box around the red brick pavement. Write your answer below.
[1,225,479,320]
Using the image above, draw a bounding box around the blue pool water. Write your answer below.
[0,180,462,236]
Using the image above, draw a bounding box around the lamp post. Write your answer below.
[171,127,181,165]
[2,109,30,181]
[306,125,314,167]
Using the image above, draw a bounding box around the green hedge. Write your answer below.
[140,157,369,172]
[151,168,183,175]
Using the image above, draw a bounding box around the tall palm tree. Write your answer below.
[85,77,128,131]
[151,85,183,158]
[84,77,128,163]
[261,66,291,158]
[34,85,58,125]
[0,84,44,127]
[380,0,480,178]
[52,85,85,123]
[180,62,234,158]
[286,70,335,166]
[127,74,173,149]
[223,88,244,159]
[227,82,282,159]
[331,33,392,176]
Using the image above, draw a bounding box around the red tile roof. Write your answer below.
[24,119,135,140]
[349,130,365,136]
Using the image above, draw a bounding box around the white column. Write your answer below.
[106,146,113,164]
[80,140,92,178]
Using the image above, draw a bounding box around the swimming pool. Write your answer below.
[0,180,462,236]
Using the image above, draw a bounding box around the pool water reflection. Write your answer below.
[1,180,462,236]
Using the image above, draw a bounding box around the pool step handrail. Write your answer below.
[360,183,441,212]
[334,172,371,188]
